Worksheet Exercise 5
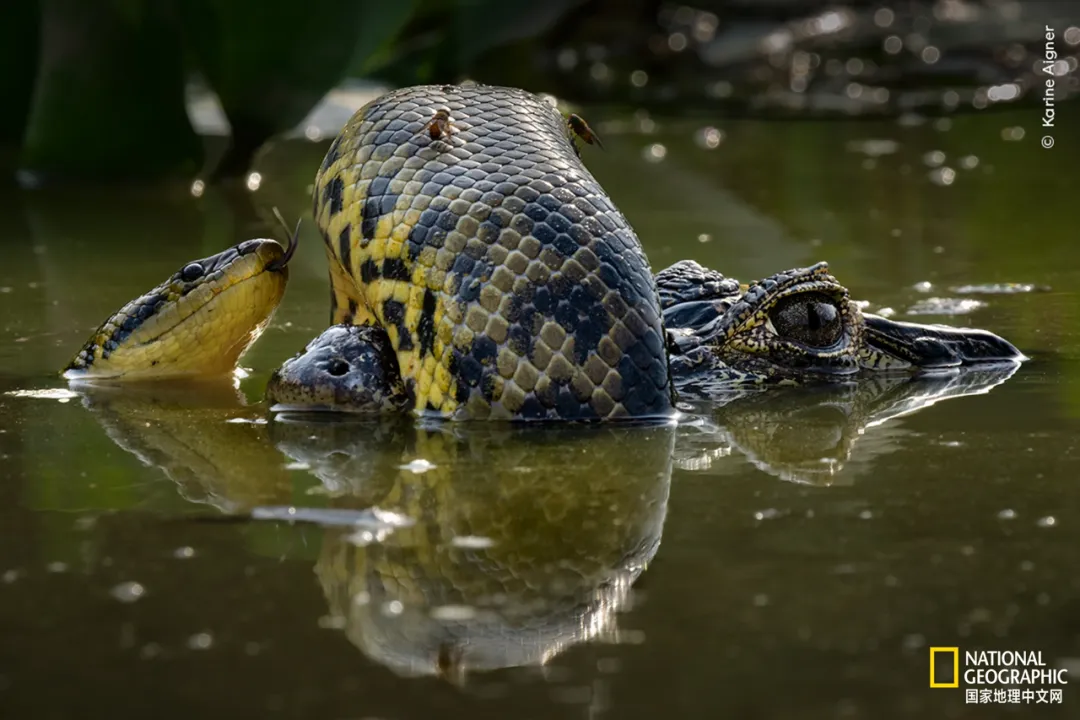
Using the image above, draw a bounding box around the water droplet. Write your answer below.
[642,143,667,163]
[2,569,21,584]
[187,632,214,650]
[874,8,894,27]
[858,510,874,520]
[921,46,941,64]
[1036,516,1057,528]
[111,581,146,603]
[697,233,711,243]
[1001,126,1025,141]
[922,151,946,167]
[929,167,956,186]
[695,126,723,149]
[912,281,933,293]
[46,562,68,573]
[245,172,262,192]
[997,509,1017,520]
[383,600,404,616]
[189,179,205,198]
[959,155,979,170]
[883,35,903,54]
[630,70,648,87]
[753,508,781,521]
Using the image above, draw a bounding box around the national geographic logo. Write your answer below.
[930,648,1067,705]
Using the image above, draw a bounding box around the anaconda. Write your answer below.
[64,83,1024,416]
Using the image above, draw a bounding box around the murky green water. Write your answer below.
[2,108,1079,719]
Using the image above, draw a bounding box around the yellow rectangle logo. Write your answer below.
[930,647,959,688]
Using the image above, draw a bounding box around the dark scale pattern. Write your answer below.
[313,84,674,420]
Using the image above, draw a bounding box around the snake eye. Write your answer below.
[770,292,843,348]
[180,263,204,282]
[237,240,260,255]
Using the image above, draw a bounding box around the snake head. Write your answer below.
[63,237,293,380]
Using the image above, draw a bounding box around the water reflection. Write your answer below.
[60,360,1019,684]
[675,365,1018,485]
[278,420,674,681]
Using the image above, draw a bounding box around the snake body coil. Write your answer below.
[312,84,674,421]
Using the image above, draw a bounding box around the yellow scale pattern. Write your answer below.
[313,84,673,421]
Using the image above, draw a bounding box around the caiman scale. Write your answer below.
[64,84,1024,417]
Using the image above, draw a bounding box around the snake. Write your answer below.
[63,83,1024,418]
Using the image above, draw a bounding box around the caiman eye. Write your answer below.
[769,292,843,348]
[180,263,205,282]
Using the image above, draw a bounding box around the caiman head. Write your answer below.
[659,260,1024,386]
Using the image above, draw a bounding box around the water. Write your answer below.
[1,108,1079,719]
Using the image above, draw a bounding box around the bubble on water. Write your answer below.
[1001,126,1025,141]
[304,125,322,142]
[352,591,371,606]
[697,233,712,244]
[858,510,874,520]
[884,35,902,54]
[173,546,196,559]
[2,569,21,584]
[452,535,496,549]
[46,562,68,573]
[933,118,952,132]
[997,509,1017,520]
[695,127,723,149]
[111,581,146,603]
[753,509,781,521]
[874,8,894,27]
[190,179,205,197]
[959,155,980,170]
[912,281,933,293]
[187,632,214,650]
[630,70,648,87]
[1036,516,1057,528]
[284,461,310,470]
[929,167,956,186]
[383,600,405,617]
[921,46,941,64]
[430,605,478,621]
[1066,27,1080,46]
[245,172,262,192]
[642,143,667,163]
[399,458,436,474]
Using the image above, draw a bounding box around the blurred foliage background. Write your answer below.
[1,0,1078,183]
